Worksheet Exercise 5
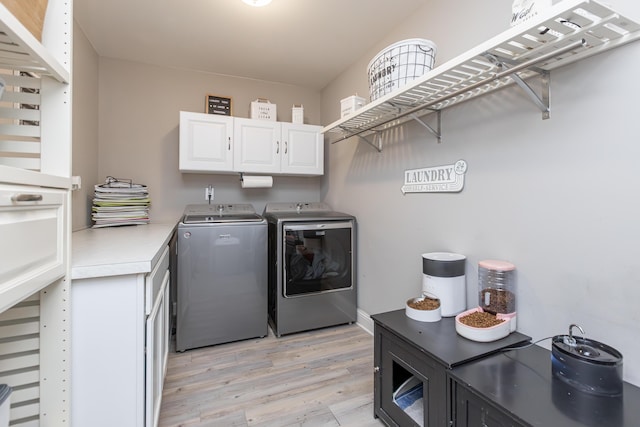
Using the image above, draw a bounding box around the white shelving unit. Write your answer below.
[0,0,71,182]
[0,1,72,425]
[322,0,640,151]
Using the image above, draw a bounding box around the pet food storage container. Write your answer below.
[422,252,466,317]
[478,259,516,315]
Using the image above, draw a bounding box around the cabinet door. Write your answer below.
[146,270,169,427]
[162,271,170,377]
[454,381,522,427]
[233,117,280,173]
[281,123,324,175]
[71,274,146,427]
[179,111,233,172]
[375,326,447,427]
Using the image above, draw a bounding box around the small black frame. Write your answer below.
[206,94,232,116]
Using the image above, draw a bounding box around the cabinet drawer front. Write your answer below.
[0,185,65,313]
[145,246,169,315]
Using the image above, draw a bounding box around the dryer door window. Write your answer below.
[283,221,353,297]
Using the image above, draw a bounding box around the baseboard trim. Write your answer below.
[356,308,374,335]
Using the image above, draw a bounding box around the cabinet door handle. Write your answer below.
[284,141,288,154]
[12,193,44,202]
[276,141,280,154]
[228,137,231,150]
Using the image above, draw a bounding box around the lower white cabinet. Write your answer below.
[179,111,323,175]
[71,226,174,427]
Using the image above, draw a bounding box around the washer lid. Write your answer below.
[182,203,262,223]
[182,214,262,223]
[263,202,332,214]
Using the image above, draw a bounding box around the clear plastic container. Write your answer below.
[478,259,516,315]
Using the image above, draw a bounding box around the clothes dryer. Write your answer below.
[263,202,357,336]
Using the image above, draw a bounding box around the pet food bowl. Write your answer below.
[405,294,441,322]
[455,307,516,342]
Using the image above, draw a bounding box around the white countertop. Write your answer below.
[71,223,177,280]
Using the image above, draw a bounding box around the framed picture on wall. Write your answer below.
[206,94,233,116]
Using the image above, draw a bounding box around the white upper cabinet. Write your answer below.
[179,111,324,176]
[179,111,234,172]
[233,117,281,173]
[281,123,323,175]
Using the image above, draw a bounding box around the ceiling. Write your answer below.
[74,0,427,90]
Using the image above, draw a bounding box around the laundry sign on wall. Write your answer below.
[401,160,467,194]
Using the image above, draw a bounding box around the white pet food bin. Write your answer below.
[421,252,466,317]
[367,38,437,101]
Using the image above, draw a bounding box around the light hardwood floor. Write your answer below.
[159,323,385,427]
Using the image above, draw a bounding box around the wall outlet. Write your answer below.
[205,186,214,201]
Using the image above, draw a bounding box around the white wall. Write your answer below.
[71,21,99,231]
[71,37,326,228]
[96,58,325,222]
[321,0,640,386]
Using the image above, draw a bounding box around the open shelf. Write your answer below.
[0,1,72,184]
[322,0,640,149]
[0,3,69,83]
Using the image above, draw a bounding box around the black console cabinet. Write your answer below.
[373,309,640,427]
[372,310,530,426]
[449,344,640,427]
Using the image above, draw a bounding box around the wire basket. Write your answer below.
[367,38,437,101]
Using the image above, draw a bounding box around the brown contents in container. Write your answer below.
[459,311,504,328]
[408,297,440,311]
[479,288,516,314]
